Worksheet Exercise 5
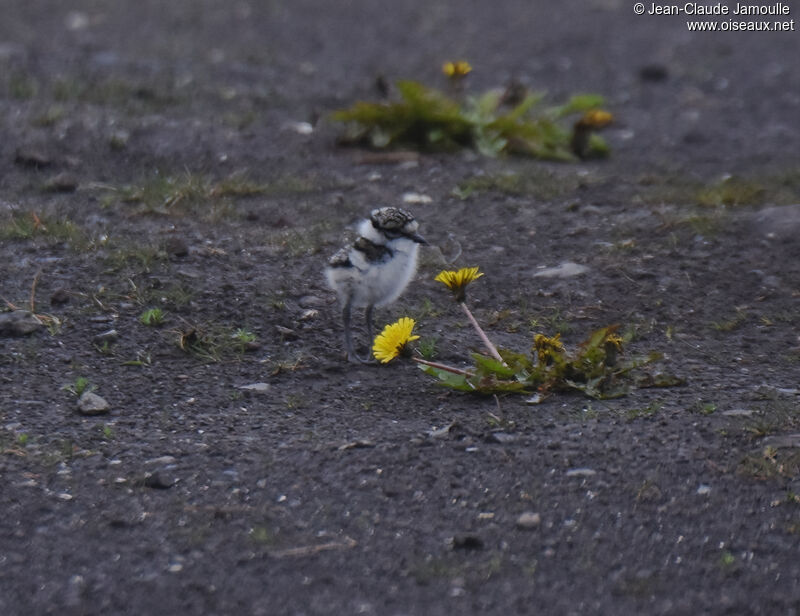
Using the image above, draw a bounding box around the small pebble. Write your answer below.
[487,432,516,444]
[451,534,483,551]
[145,456,177,466]
[566,468,597,478]
[143,472,173,489]
[92,329,119,345]
[43,172,78,193]
[0,310,43,337]
[722,408,754,417]
[50,288,71,305]
[276,325,297,339]
[300,309,319,321]
[298,295,326,308]
[77,392,110,415]
[516,511,542,530]
[14,146,52,168]
[282,120,313,135]
[237,383,270,393]
[164,237,189,257]
[109,130,130,150]
[402,192,432,205]
[639,64,669,82]
[534,262,589,279]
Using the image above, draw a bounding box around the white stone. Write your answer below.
[237,383,270,393]
[534,262,590,278]
[566,468,597,478]
[401,192,433,204]
[516,511,542,529]
[77,392,110,415]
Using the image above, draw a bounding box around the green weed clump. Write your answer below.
[0,212,88,249]
[63,376,94,397]
[332,78,611,160]
[139,307,166,326]
[373,267,680,400]
[177,323,260,362]
[419,325,677,400]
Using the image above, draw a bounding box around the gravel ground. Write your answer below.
[2,2,800,614]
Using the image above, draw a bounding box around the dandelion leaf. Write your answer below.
[550,94,606,118]
[333,79,609,160]
[471,353,518,379]
[417,364,474,392]
[469,373,529,394]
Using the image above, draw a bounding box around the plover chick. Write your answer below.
[325,206,427,363]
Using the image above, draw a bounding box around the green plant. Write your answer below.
[694,402,717,415]
[176,323,263,362]
[417,337,438,360]
[105,173,210,213]
[139,307,166,326]
[373,267,681,400]
[414,297,443,320]
[30,104,66,127]
[333,79,610,160]
[63,376,93,397]
[8,71,38,99]
[231,328,258,352]
[102,242,167,273]
[718,551,737,571]
[635,479,662,503]
[698,177,766,207]
[0,213,88,250]
[743,401,799,438]
[285,394,305,410]
[711,308,748,332]
[738,447,800,480]
[232,328,257,343]
[784,491,800,506]
[268,354,305,375]
[177,325,220,362]
[122,350,152,367]
[59,439,76,461]
[626,401,663,420]
[539,308,574,336]
[250,526,275,545]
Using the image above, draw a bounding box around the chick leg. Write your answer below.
[355,304,376,364]
[365,304,375,343]
[342,298,358,363]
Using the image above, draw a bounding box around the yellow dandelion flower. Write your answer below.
[533,333,565,364]
[572,109,613,159]
[442,60,472,78]
[577,109,614,129]
[434,267,484,303]
[605,333,623,352]
[372,317,420,364]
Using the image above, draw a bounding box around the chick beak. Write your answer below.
[406,231,428,245]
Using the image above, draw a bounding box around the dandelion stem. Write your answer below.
[460,302,506,365]
[411,357,474,377]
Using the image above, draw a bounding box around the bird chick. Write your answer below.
[326,206,426,363]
